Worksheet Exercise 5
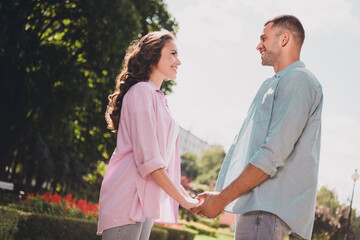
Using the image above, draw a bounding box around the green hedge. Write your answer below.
[150,226,168,240]
[219,223,230,228]
[159,225,197,240]
[0,207,20,240]
[1,206,197,240]
[16,214,100,240]
[186,224,217,238]
[198,217,220,229]
[1,206,100,240]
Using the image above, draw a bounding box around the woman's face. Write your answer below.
[154,40,181,80]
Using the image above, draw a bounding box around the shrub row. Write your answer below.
[149,226,168,240]
[0,207,20,240]
[1,207,195,240]
[1,206,100,240]
[198,216,220,229]
[154,225,197,240]
[182,221,217,238]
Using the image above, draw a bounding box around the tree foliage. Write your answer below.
[312,186,358,240]
[0,0,177,200]
[316,186,341,216]
[181,152,198,180]
[195,147,225,187]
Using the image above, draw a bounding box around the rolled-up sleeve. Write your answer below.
[126,84,166,178]
[250,74,316,177]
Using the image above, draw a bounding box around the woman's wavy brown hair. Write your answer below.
[105,31,175,132]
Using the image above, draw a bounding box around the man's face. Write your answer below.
[256,22,281,66]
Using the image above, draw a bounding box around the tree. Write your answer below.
[195,147,225,187]
[312,204,348,240]
[0,0,177,200]
[316,186,341,215]
[181,152,198,180]
[312,186,358,240]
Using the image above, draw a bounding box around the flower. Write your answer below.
[20,191,99,218]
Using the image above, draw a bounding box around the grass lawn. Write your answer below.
[195,233,234,240]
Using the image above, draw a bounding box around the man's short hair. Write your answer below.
[265,15,305,48]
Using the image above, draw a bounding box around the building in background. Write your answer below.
[179,127,213,157]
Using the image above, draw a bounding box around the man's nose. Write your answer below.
[256,43,262,51]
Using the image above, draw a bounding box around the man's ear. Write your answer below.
[281,32,290,47]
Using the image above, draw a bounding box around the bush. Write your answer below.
[154,225,197,240]
[187,225,217,238]
[165,226,197,240]
[219,223,230,228]
[15,196,64,216]
[183,221,217,238]
[0,207,20,240]
[12,192,98,221]
[198,216,220,228]
[15,214,100,240]
[1,206,198,240]
[150,226,168,240]
[0,206,100,240]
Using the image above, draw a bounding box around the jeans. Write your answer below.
[102,218,153,240]
[235,211,292,240]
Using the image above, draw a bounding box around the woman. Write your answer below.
[97,31,198,240]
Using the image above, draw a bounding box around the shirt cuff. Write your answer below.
[249,151,277,177]
[137,155,167,178]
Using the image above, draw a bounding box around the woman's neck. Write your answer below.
[149,71,164,89]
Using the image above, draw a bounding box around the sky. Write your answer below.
[164,0,360,212]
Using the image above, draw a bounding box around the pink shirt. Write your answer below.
[97,81,180,235]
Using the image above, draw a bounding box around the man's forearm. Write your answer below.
[219,163,269,205]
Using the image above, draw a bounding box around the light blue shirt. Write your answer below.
[215,61,323,239]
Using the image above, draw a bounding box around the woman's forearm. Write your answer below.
[180,185,190,198]
[150,168,198,209]
[150,168,185,205]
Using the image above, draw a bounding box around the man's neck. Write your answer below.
[273,57,300,73]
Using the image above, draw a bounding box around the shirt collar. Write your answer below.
[147,80,162,93]
[274,60,305,79]
[147,80,167,106]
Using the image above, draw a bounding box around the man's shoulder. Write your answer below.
[286,66,322,90]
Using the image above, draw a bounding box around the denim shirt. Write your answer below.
[215,61,323,239]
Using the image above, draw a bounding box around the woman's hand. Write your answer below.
[180,197,199,210]
[150,168,199,210]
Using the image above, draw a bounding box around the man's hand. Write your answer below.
[190,191,227,219]
[190,164,269,218]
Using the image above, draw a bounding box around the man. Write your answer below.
[191,15,323,240]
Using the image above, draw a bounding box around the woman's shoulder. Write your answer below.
[129,81,155,94]
[126,81,153,95]
[125,81,156,103]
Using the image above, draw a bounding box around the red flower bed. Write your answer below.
[21,192,99,218]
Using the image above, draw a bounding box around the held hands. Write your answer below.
[180,197,199,210]
[190,191,227,219]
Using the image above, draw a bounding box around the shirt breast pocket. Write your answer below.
[253,88,275,124]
